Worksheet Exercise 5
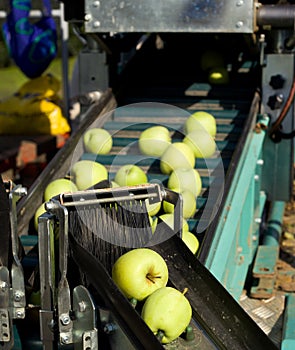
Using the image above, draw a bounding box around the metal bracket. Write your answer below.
[73,285,98,350]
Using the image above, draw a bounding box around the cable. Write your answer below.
[269,74,295,138]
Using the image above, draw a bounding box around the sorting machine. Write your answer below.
[1,0,295,349]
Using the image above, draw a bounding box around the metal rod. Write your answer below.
[262,201,285,246]
[257,4,295,28]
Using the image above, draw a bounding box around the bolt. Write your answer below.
[16,310,24,319]
[255,218,262,224]
[104,323,117,334]
[78,301,86,312]
[61,315,71,326]
[253,235,258,241]
[61,335,70,345]
[254,174,259,181]
[93,21,101,28]
[236,21,243,28]
[14,291,23,302]
[93,0,100,7]
[84,13,92,21]
[236,0,244,6]
[257,159,264,166]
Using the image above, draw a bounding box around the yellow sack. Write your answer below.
[0,74,70,135]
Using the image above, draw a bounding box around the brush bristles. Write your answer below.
[68,199,153,274]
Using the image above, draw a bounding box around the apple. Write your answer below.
[200,49,225,72]
[208,66,229,85]
[114,164,148,186]
[158,213,189,232]
[183,129,216,158]
[112,248,169,301]
[163,189,196,219]
[44,178,78,201]
[167,168,202,198]
[71,160,108,190]
[184,111,216,137]
[145,199,161,217]
[182,231,199,254]
[83,128,113,155]
[138,125,171,157]
[34,202,46,231]
[160,142,195,175]
[141,286,192,344]
[111,181,120,188]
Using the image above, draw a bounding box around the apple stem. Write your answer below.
[156,330,165,342]
[146,273,161,284]
[182,287,188,295]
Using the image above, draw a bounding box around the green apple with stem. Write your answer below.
[138,125,171,157]
[141,286,192,344]
[44,178,78,201]
[163,188,196,219]
[114,164,148,186]
[182,231,199,254]
[184,111,216,137]
[167,168,202,198]
[112,248,169,301]
[71,160,108,190]
[83,127,113,155]
[183,129,216,158]
[160,142,195,175]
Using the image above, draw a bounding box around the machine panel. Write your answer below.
[84,0,254,33]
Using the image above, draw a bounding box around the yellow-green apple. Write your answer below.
[200,50,224,72]
[71,160,108,190]
[83,128,113,154]
[44,178,78,201]
[112,248,168,301]
[158,213,189,232]
[208,66,229,85]
[160,142,195,175]
[184,111,216,137]
[183,129,216,158]
[34,202,46,231]
[145,199,161,217]
[163,189,196,219]
[167,168,202,197]
[182,231,199,254]
[138,125,171,157]
[114,164,147,186]
[141,286,192,344]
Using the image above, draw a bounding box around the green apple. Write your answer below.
[71,160,108,190]
[183,129,216,158]
[182,231,199,254]
[163,189,196,219]
[184,111,216,137]
[160,142,195,175]
[138,125,171,157]
[208,66,229,85]
[141,286,192,344]
[111,181,120,188]
[158,213,189,232]
[200,50,225,72]
[114,164,148,186]
[145,199,161,217]
[34,202,46,231]
[167,168,202,198]
[83,128,113,155]
[44,178,78,201]
[112,248,169,301]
